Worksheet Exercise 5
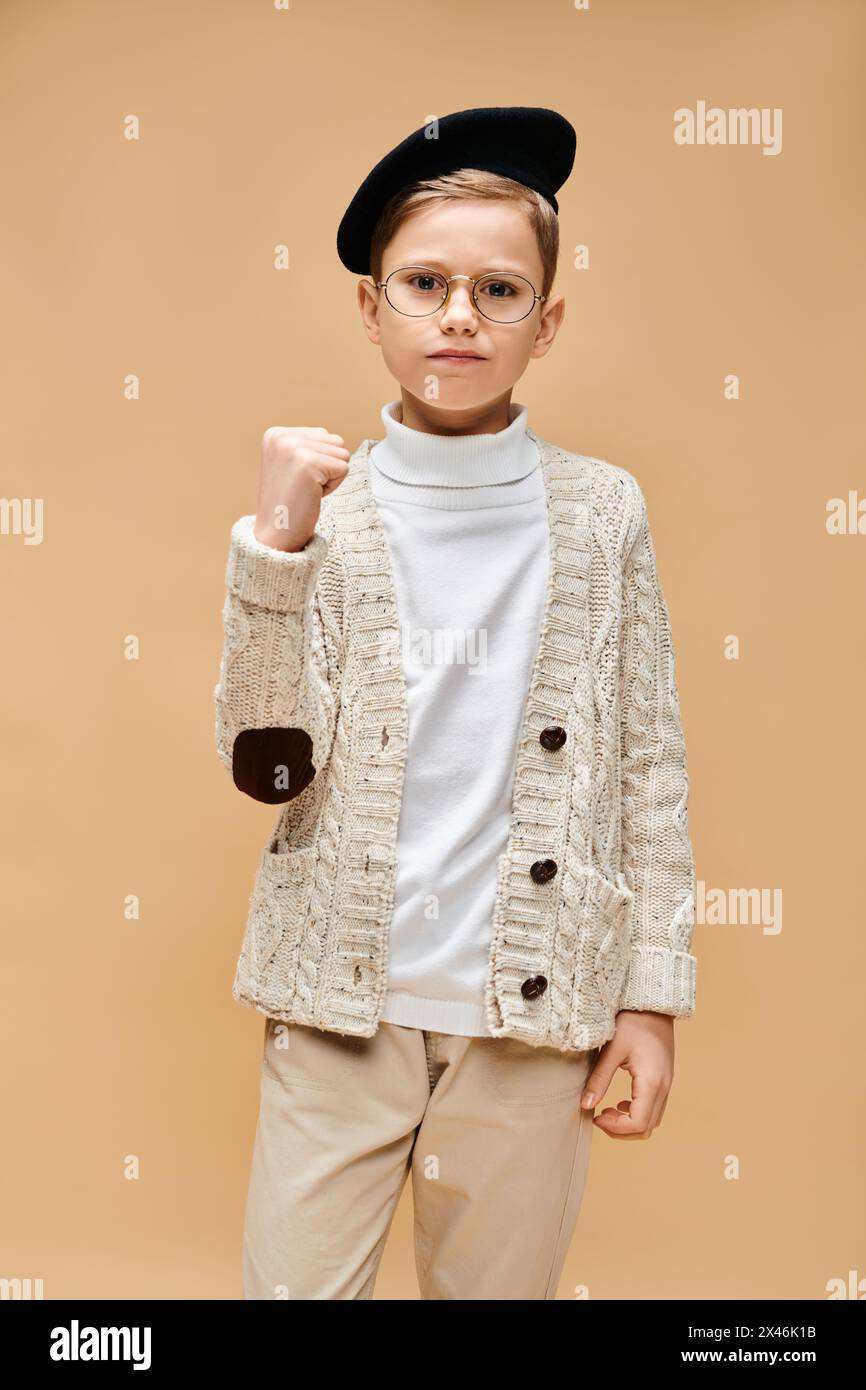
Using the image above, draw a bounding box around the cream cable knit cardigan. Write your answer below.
[213,429,698,1053]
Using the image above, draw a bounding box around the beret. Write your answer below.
[336,105,576,274]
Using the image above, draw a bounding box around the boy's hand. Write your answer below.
[254,426,351,552]
[580,1011,674,1138]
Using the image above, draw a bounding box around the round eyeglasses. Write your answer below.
[374,266,547,324]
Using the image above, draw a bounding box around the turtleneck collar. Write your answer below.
[368,399,543,511]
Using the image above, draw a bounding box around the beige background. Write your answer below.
[2,0,864,1299]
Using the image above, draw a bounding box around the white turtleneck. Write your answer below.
[369,399,550,1036]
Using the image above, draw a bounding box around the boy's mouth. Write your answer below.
[427,349,487,362]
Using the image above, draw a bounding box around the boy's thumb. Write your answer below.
[581,1056,609,1109]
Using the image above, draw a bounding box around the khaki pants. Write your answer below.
[242,1016,599,1300]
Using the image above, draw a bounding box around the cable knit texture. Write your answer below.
[213,429,697,1052]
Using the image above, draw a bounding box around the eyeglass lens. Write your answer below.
[385,268,535,322]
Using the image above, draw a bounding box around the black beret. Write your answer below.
[336,105,576,274]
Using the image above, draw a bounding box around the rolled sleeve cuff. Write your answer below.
[225,515,328,612]
[618,944,697,1018]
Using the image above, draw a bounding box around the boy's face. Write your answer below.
[357,198,565,429]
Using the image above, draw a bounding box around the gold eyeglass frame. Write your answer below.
[373,265,547,323]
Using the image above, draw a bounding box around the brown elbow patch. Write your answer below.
[231,727,316,804]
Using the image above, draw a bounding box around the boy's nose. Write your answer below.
[440,286,478,321]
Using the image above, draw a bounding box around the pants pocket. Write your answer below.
[262,1017,363,1092]
[481,1037,598,1105]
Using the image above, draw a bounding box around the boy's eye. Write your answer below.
[479,280,516,298]
[406,274,442,292]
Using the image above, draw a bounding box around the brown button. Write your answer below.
[539,724,566,751]
[530,858,558,884]
[521,975,548,1000]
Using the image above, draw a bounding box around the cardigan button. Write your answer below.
[539,724,566,751]
[521,975,548,1000]
[530,858,558,884]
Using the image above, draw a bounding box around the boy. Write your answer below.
[213,106,697,1300]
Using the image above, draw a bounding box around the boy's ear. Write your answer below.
[530,293,566,357]
[357,278,382,343]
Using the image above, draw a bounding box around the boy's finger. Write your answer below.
[593,1104,650,1138]
[581,1056,614,1109]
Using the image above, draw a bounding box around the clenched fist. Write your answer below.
[254,426,351,552]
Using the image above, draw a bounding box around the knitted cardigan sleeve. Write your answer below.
[617,479,697,1017]
[213,508,343,804]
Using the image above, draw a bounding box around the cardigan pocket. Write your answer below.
[246,843,318,980]
[584,867,634,1010]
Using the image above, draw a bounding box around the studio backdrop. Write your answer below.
[1,0,863,1301]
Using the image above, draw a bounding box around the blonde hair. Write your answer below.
[369,168,559,301]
